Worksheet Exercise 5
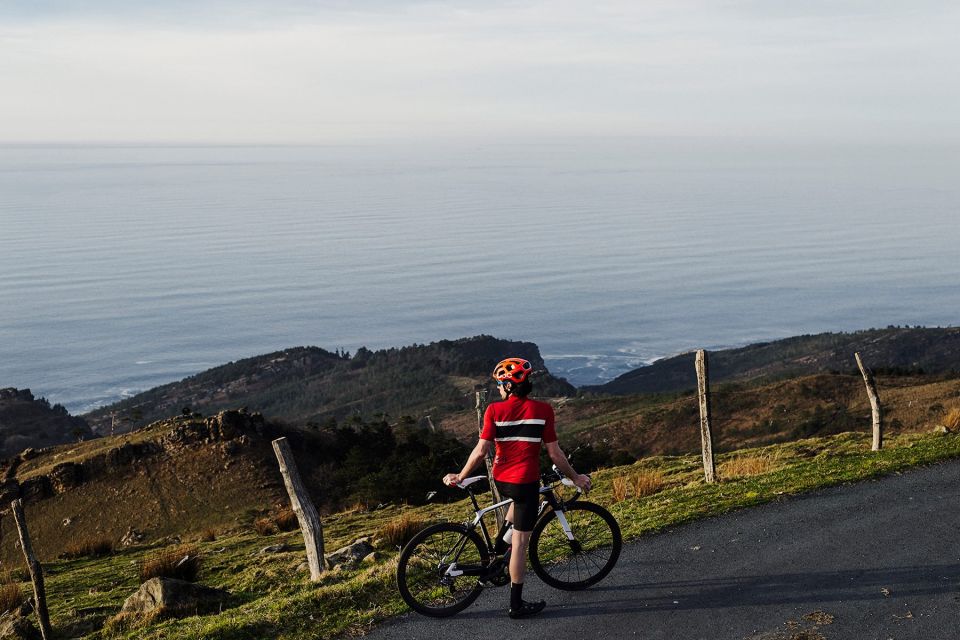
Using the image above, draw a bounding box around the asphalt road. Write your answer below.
[366,460,960,640]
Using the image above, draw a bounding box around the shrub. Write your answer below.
[62,535,114,559]
[611,476,629,503]
[377,512,427,549]
[720,452,781,478]
[273,507,299,532]
[139,544,202,583]
[944,408,960,432]
[0,573,24,615]
[631,470,666,498]
[253,517,278,536]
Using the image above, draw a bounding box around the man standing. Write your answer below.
[444,357,591,618]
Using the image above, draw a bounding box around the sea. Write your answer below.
[1,139,958,414]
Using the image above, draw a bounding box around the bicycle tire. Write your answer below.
[529,501,621,590]
[396,522,490,617]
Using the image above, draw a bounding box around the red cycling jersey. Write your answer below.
[480,395,558,484]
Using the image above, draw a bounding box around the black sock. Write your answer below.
[510,582,523,609]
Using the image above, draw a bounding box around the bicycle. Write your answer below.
[396,466,622,617]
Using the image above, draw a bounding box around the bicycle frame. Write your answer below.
[462,481,576,557]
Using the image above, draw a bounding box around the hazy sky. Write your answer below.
[1,1,957,143]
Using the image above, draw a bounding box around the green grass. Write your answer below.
[30,429,960,639]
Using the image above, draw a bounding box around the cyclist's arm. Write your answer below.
[545,441,592,492]
[443,438,493,486]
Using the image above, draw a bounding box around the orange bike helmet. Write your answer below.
[492,357,533,385]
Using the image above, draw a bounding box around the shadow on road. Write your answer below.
[544,562,960,619]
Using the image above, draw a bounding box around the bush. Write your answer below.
[720,452,782,479]
[631,470,666,498]
[273,507,299,532]
[0,574,24,615]
[611,476,629,503]
[139,544,202,583]
[945,407,960,431]
[62,535,114,559]
[253,517,278,536]
[377,512,427,549]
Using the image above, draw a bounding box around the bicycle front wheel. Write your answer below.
[529,501,621,590]
[396,522,489,617]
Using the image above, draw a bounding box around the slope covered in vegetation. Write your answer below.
[587,326,960,395]
[83,336,575,434]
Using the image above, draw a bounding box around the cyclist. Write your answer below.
[444,357,592,619]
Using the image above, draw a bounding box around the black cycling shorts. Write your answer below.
[495,480,540,532]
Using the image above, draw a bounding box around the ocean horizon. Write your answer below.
[2,138,958,414]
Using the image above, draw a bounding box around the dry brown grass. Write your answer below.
[273,507,299,532]
[199,528,217,542]
[377,512,428,549]
[944,407,960,431]
[253,517,278,536]
[611,476,629,502]
[631,470,667,498]
[62,535,115,559]
[0,573,24,615]
[139,544,202,583]
[720,452,783,479]
[611,470,665,503]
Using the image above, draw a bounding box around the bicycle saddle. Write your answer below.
[457,475,486,489]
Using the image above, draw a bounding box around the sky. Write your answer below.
[1,0,958,144]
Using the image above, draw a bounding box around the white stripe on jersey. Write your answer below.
[495,437,542,443]
[494,419,546,427]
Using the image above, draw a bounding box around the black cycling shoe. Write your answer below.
[508,599,546,619]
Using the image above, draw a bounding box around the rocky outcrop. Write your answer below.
[3,410,266,509]
[325,538,375,570]
[117,578,229,622]
[0,616,41,640]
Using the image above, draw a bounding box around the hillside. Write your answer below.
[83,336,576,434]
[0,388,93,458]
[587,326,960,395]
[0,409,468,565]
[558,372,960,462]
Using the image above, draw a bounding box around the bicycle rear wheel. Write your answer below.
[529,501,621,590]
[396,522,489,617]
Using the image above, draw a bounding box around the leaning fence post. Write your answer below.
[854,352,883,451]
[11,499,52,640]
[271,437,325,580]
[695,350,717,483]
[476,388,504,528]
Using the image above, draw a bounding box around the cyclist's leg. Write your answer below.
[509,529,531,582]
[495,480,544,617]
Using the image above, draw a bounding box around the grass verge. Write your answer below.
[36,430,960,639]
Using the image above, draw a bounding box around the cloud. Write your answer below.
[1,1,957,143]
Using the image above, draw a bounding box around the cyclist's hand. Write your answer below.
[443,473,461,487]
[574,474,592,494]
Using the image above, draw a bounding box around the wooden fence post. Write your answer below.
[11,499,52,640]
[476,388,504,528]
[855,352,883,451]
[695,350,717,483]
[271,437,325,580]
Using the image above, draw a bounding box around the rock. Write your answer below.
[0,615,41,640]
[17,477,50,503]
[933,424,950,434]
[361,551,382,564]
[258,544,290,555]
[119,577,229,621]
[120,527,146,547]
[50,462,83,493]
[325,540,375,569]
